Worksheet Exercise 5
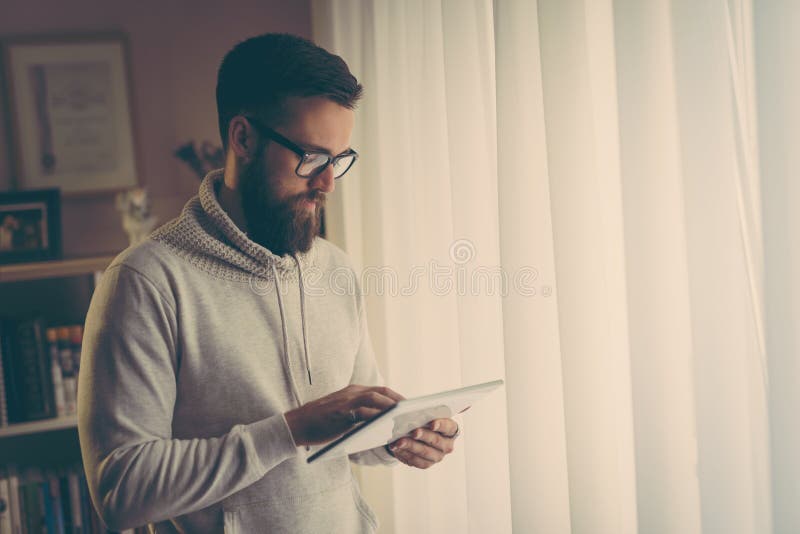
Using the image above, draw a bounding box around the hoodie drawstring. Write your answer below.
[270,258,313,411]
[271,263,303,408]
[292,255,314,386]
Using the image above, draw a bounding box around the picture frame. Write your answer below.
[1,33,139,196]
[0,188,62,264]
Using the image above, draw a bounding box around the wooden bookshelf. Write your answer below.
[0,415,78,438]
[0,254,115,448]
[0,255,116,283]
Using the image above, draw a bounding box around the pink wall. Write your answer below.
[0,0,312,257]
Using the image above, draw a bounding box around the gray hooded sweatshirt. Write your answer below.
[78,170,396,533]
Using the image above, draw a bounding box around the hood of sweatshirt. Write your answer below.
[151,169,318,403]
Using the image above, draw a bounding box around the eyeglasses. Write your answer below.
[244,116,358,179]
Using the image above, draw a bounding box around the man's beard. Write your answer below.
[239,150,325,256]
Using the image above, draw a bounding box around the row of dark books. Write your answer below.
[0,463,150,534]
[0,316,84,426]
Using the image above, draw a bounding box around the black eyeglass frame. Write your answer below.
[244,116,358,179]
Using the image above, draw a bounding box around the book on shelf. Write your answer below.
[16,318,56,421]
[46,328,67,419]
[0,321,8,427]
[0,318,19,426]
[7,465,22,534]
[0,316,55,424]
[57,327,78,417]
[0,317,85,427]
[0,472,12,532]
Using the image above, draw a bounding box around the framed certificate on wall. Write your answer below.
[2,33,139,195]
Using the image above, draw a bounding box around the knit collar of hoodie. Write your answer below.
[151,169,318,283]
[199,169,318,280]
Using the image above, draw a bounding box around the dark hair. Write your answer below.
[216,33,363,151]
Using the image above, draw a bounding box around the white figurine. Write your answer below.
[115,187,157,246]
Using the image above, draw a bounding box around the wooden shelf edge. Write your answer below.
[0,415,78,438]
[0,254,117,283]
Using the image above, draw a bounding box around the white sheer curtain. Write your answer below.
[312,0,796,533]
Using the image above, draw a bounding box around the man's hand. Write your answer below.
[387,418,459,469]
[284,384,404,446]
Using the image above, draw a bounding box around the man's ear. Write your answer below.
[228,116,259,161]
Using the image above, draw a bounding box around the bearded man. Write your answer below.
[77,33,459,533]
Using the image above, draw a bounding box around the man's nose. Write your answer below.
[310,163,336,194]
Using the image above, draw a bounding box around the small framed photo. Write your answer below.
[1,33,139,195]
[0,189,62,264]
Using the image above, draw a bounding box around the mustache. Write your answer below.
[307,190,325,202]
[293,190,327,207]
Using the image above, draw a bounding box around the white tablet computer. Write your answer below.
[307,379,504,463]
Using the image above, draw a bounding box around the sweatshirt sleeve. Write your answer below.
[347,275,398,467]
[78,264,298,531]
